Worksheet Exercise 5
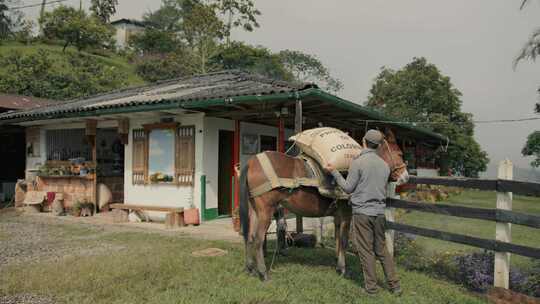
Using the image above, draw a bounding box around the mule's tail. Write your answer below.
[239,163,250,242]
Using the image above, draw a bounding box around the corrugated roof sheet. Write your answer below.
[0,70,315,121]
[0,94,53,110]
[110,18,147,27]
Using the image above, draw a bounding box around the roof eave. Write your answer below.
[300,89,448,143]
[0,87,448,144]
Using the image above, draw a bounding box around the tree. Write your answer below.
[278,50,343,92]
[215,0,260,43]
[522,131,540,167]
[182,0,226,73]
[143,0,184,32]
[211,42,293,80]
[90,0,118,23]
[366,57,489,177]
[514,0,540,166]
[0,0,22,40]
[129,27,181,54]
[40,5,114,52]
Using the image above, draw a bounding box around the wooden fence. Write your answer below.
[384,160,540,289]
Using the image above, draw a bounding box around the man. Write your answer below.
[325,129,401,296]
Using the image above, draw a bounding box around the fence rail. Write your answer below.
[386,222,540,259]
[407,176,540,197]
[386,198,540,229]
[385,160,540,290]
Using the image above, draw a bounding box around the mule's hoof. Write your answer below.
[258,272,269,281]
[336,268,346,277]
[245,266,257,277]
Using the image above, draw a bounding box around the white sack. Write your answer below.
[290,127,362,171]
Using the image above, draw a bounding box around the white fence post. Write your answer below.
[385,182,397,256]
[494,159,513,289]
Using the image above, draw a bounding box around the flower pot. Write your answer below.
[184,208,200,225]
[232,216,241,232]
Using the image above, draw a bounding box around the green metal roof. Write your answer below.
[0,70,447,143]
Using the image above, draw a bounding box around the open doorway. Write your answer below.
[218,130,234,216]
[96,128,125,203]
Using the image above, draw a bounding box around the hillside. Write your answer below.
[0,42,145,99]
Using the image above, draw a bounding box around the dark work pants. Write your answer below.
[350,213,400,293]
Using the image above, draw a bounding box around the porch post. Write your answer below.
[85,119,97,214]
[278,117,285,153]
[294,100,304,233]
[233,120,241,210]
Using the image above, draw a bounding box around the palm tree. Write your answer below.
[514,0,540,113]
[514,0,540,67]
[514,28,540,67]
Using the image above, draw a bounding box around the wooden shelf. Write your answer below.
[37,175,95,180]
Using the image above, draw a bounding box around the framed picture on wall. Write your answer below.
[242,134,259,155]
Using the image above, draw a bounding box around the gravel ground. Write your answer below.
[0,210,131,304]
[0,294,56,304]
[0,210,125,270]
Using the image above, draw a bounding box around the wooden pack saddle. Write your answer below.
[248,151,349,200]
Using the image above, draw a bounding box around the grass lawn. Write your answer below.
[399,190,540,270]
[0,41,145,88]
[0,213,486,304]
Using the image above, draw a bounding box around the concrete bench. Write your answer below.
[109,203,185,228]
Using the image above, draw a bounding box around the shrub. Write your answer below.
[522,260,540,297]
[134,52,196,82]
[394,236,536,297]
[0,49,128,100]
[455,251,530,293]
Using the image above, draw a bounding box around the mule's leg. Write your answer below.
[253,198,275,281]
[337,213,351,276]
[275,206,288,255]
[245,200,258,275]
[334,214,346,276]
[335,205,351,276]
[334,215,341,257]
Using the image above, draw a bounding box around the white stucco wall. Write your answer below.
[124,114,204,220]
[113,23,144,49]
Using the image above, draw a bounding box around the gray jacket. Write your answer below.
[331,149,390,216]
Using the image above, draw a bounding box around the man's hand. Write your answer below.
[324,163,335,172]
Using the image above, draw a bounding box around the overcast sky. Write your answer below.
[24,0,540,175]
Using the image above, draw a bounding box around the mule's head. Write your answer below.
[376,129,409,185]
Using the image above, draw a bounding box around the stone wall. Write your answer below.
[32,176,94,208]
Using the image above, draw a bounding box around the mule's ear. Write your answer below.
[384,128,396,142]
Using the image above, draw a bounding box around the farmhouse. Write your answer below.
[0,71,446,221]
[110,18,146,49]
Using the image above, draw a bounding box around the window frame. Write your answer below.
[131,122,195,186]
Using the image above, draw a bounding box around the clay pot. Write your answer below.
[52,199,64,216]
[232,216,241,232]
[184,208,200,225]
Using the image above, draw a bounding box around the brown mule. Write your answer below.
[239,129,409,281]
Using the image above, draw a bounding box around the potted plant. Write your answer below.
[232,207,241,232]
[71,200,82,217]
[183,202,200,226]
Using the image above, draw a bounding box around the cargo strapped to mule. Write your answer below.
[249,152,350,200]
